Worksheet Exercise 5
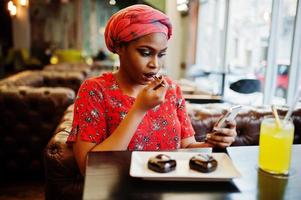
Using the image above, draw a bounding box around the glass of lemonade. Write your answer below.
[259,116,294,175]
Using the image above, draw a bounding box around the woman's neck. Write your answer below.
[114,70,144,98]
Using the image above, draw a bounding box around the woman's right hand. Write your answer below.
[133,77,168,112]
[206,120,237,148]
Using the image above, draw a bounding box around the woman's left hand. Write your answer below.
[206,120,237,148]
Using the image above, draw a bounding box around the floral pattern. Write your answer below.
[67,73,195,151]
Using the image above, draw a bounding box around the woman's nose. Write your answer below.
[148,56,159,69]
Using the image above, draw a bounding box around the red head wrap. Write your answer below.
[104,4,172,53]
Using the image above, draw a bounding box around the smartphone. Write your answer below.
[215,105,242,128]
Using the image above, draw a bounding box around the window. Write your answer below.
[192,0,300,106]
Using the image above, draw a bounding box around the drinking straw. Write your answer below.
[272,105,281,128]
[284,89,301,122]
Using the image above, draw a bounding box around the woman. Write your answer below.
[67,5,237,175]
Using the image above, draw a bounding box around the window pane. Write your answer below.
[195,0,225,71]
[224,0,273,105]
[190,0,298,105]
[272,0,298,105]
[186,0,226,95]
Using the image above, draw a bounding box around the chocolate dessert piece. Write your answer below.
[147,154,177,173]
[152,75,165,90]
[189,154,218,173]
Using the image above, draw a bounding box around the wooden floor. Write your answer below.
[0,180,44,200]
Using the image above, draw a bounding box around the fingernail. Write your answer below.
[153,81,164,90]
[213,127,219,131]
[206,134,211,139]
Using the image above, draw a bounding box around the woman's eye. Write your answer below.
[138,50,151,57]
[158,53,166,58]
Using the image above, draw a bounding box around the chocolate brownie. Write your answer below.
[189,154,218,173]
[147,154,177,173]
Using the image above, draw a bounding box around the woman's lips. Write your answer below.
[142,73,165,89]
[143,73,157,81]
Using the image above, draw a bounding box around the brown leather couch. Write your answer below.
[43,63,92,78]
[44,105,83,200]
[0,70,86,93]
[0,70,82,179]
[44,61,114,80]
[44,103,301,199]
[0,86,75,179]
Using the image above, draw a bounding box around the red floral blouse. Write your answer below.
[67,73,195,150]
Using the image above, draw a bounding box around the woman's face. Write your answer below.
[117,32,168,85]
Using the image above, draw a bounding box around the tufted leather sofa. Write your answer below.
[44,103,301,199]
[0,69,85,179]
[44,105,83,200]
[0,70,86,93]
[43,63,92,78]
[43,62,115,85]
[0,85,75,179]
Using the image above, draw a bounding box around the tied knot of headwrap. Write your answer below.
[104,4,172,53]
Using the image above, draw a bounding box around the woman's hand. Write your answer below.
[133,77,168,112]
[206,120,237,148]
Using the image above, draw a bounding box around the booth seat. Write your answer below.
[43,62,115,81]
[0,70,85,93]
[0,85,75,179]
[43,63,92,77]
[44,103,301,200]
[0,69,88,179]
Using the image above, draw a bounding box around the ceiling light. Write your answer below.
[109,0,116,5]
[7,1,14,11]
[10,5,17,16]
[7,1,17,17]
[177,4,188,12]
[20,0,28,7]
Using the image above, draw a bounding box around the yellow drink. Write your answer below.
[259,117,294,175]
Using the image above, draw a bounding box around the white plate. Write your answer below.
[130,151,241,181]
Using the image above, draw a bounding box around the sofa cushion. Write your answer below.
[0,70,43,87]
[0,70,86,93]
[44,63,91,77]
[0,85,75,179]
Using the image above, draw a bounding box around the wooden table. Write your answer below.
[83,145,301,200]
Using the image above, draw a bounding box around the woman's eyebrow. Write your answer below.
[138,46,168,52]
[160,47,168,52]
